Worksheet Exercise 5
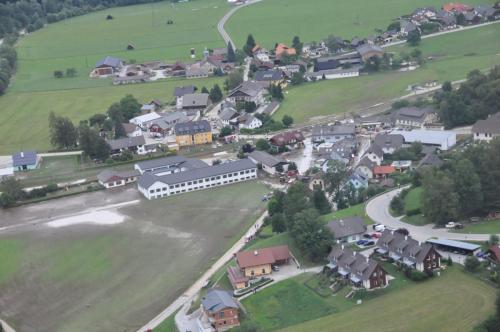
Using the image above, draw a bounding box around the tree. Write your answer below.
[422,170,459,225]
[270,213,287,233]
[390,195,405,215]
[201,86,209,94]
[53,70,63,78]
[464,256,481,272]
[89,114,107,127]
[114,121,126,139]
[312,187,331,214]
[269,83,284,101]
[209,84,223,102]
[241,143,253,153]
[227,42,236,62]
[224,71,243,92]
[489,235,500,246]
[292,36,303,54]
[243,101,257,113]
[453,158,483,216]
[442,81,452,92]
[219,126,232,137]
[243,34,256,55]
[66,67,77,77]
[275,164,284,173]
[78,123,110,161]
[282,115,294,127]
[288,162,297,171]
[0,177,24,203]
[283,182,311,223]
[323,160,348,194]
[291,208,333,261]
[267,190,285,216]
[48,112,78,149]
[255,138,270,151]
[407,30,421,46]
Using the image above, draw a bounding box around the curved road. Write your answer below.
[366,187,496,242]
[217,0,263,49]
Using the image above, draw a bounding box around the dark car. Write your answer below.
[365,240,375,246]
[363,234,371,239]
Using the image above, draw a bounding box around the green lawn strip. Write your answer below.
[279,266,496,332]
[452,219,500,234]
[401,214,429,226]
[403,187,422,213]
[154,309,180,332]
[320,203,373,225]
[0,239,23,285]
[226,0,492,50]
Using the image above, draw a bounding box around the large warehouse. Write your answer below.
[390,129,457,151]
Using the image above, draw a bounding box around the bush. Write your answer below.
[465,256,481,272]
[406,208,421,216]
[407,270,428,281]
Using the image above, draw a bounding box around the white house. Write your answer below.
[471,113,500,142]
[248,150,288,175]
[312,124,356,144]
[304,66,360,81]
[391,129,457,151]
[239,114,263,130]
[327,217,367,243]
[97,170,140,189]
[129,112,163,130]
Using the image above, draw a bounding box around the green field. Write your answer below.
[226,0,491,50]
[0,181,269,332]
[273,23,500,124]
[404,186,422,212]
[453,219,500,234]
[259,267,496,332]
[320,203,373,225]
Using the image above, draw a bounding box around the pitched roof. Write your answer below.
[228,81,265,98]
[377,230,442,264]
[122,123,139,134]
[328,244,384,282]
[327,217,366,239]
[472,115,500,135]
[275,43,296,57]
[201,289,239,314]
[12,151,37,167]
[270,130,305,146]
[357,156,376,170]
[418,152,443,168]
[356,44,384,57]
[442,2,472,12]
[97,169,140,183]
[219,108,239,121]
[373,134,404,151]
[181,93,209,108]
[312,124,356,137]
[236,245,290,269]
[367,144,384,158]
[95,56,122,68]
[314,59,340,72]
[173,85,196,97]
[254,70,282,81]
[373,165,396,175]
[174,120,211,135]
[488,245,500,262]
[107,136,145,150]
[248,150,286,167]
[130,112,163,124]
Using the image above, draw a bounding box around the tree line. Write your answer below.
[0,35,17,95]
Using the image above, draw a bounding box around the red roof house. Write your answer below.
[275,43,297,60]
[236,245,291,277]
[442,2,472,12]
[269,130,305,149]
[488,245,500,263]
[373,165,396,179]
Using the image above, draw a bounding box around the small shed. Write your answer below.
[12,151,39,171]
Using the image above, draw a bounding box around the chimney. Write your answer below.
[341,244,344,250]
[391,230,394,235]
[20,152,24,158]
[366,256,369,263]
[254,250,258,256]
[405,235,408,241]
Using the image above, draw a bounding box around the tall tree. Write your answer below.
[453,158,483,216]
[292,35,303,53]
[283,182,311,224]
[243,34,256,55]
[291,208,333,261]
[270,213,287,233]
[209,84,223,102]
[282,115,294,127]
[406,30,421,46]
[312,187,331,215]
[422,170,459,225]
[224,71,243,92]
[78,123,110,161]
[227,42,236,62]
[48,112,78,149]
[323,160,348,194]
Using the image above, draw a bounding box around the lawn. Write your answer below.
[0,181,269,332]
[404,186,422,213]
[277,267,496,332]
[453,219,500,234]
[272,23,500,124]
[320,203,373,225]
[226,0,491,50]
[155,309,179,332]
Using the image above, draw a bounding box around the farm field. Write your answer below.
[273,23,500,124]
[13,0,228,93]
[256,267,495,332]
[0,76,223,154]
[226,0,491,50]
[0,181,269,332]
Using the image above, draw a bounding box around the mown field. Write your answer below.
[226,0,491,49]
[273,23,500,124]
[0,181,268,332]
[241,267,495,332]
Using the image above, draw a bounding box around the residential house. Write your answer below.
[140,103,158,114]
[168,61,187,77]
[137,159,257,200]
[312,124,356,144]
[327,244,388,289]
[12,151,39,171]
[236,245,291,278]
[434,10,458,27]
[93,56,123,76]
[475,5,499,21]
[356,156,376,179]
[269,130,305,151]
[471,113,500,142]
[314,58,340,72]
[376,230,441,272]
[391,160,412,171]
[411,7,438,22]
[399,20,419,37]
[303,41,329,58]
[97,170,140,189]
[248,150,288,175]
[392,107,437,129]
[238,113,262,130]
[327,217,367,243]
[348,171,369,189]
[174,85,196,109]
[122,123,143,138]
[175,120,212,146]
[417,152,443,168]
[129,112,163,130]
[488,245,500,264]
[254,70,284,86]
[391,129,457,150]
[304,66,361,81]
[226,81,266,107]
[186,66,209,79]
[442,2,473,13]
[355,114,389,131]
[373,165,396,179]
[356,44,384,61]
[149,112,189,137]
[373,134,404,154]
[275,43,296,62]
[107,136,150,155]
[181,93,210,111]
[134,156,207,175]
[227,265,249,290]
[198,289,240,332]
[309,172,325,190]
[365,144,384,165]
[219,108,239,127]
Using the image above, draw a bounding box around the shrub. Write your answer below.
[406,208,421,216]
[408,270,428,281]
[465,256,481,272]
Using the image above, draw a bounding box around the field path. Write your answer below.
[217,0,263,49]
[137,209,268,332]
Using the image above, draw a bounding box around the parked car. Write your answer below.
[374,224,385,232]
[365,240,375,246]
[272,265,280,272]
[371,232,382,238]
[445,222,463,229]
[363,234,372,239]
[356,240,368,246]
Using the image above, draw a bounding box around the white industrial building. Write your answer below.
[390,129,457,151]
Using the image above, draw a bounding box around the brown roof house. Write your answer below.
[327,217,367,243]
[488,245,500,264]
[97,169,140,189]
[269,130,305,151]
[236,245,291,278]
[327,244,388,289]
[356,44,384,61]
[198,289,240,331]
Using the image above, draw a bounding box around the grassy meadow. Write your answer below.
[273,23,500,124]
[226,0,491,49]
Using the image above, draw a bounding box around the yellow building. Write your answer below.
[174,120,212,147]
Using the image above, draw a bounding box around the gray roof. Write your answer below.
[327,217,366,239]
[356,44,384,57]
[472,116,500,135]
[400,20,418,33]
[95,56,122,68]
[107,136,145,150]
[254,70,282,81]
[186,67,209,77]
[152,112,189,129]
[181,94,209,108]
[135,156,207,173]
[418,152,443,168]
[174,120,211,135]
[328,244,382,282]
[312,124,356,137]
[248,150,285,167]
[219,108,239,121]
[201,289,239,314]
[367,143,384,158]
[475,5,496,17]
[262,101,280,115]
[357,156,376,170]
[12,151,37,167]
[97,169,140,183]
[138,158,256,188]
[173,86,196,97]
[228,81,264,98]
[377,230,441,264]
[393,107,434,123]
[426,238,481,251]
[374,134,404,151]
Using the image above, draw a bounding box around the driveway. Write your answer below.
[365,187,494,242]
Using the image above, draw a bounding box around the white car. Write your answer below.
[445,222,457,229]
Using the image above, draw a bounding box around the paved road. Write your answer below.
[0,319,16,332]
[136,210,269,332]
[365,187,495,242]
[217,0,263,49]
